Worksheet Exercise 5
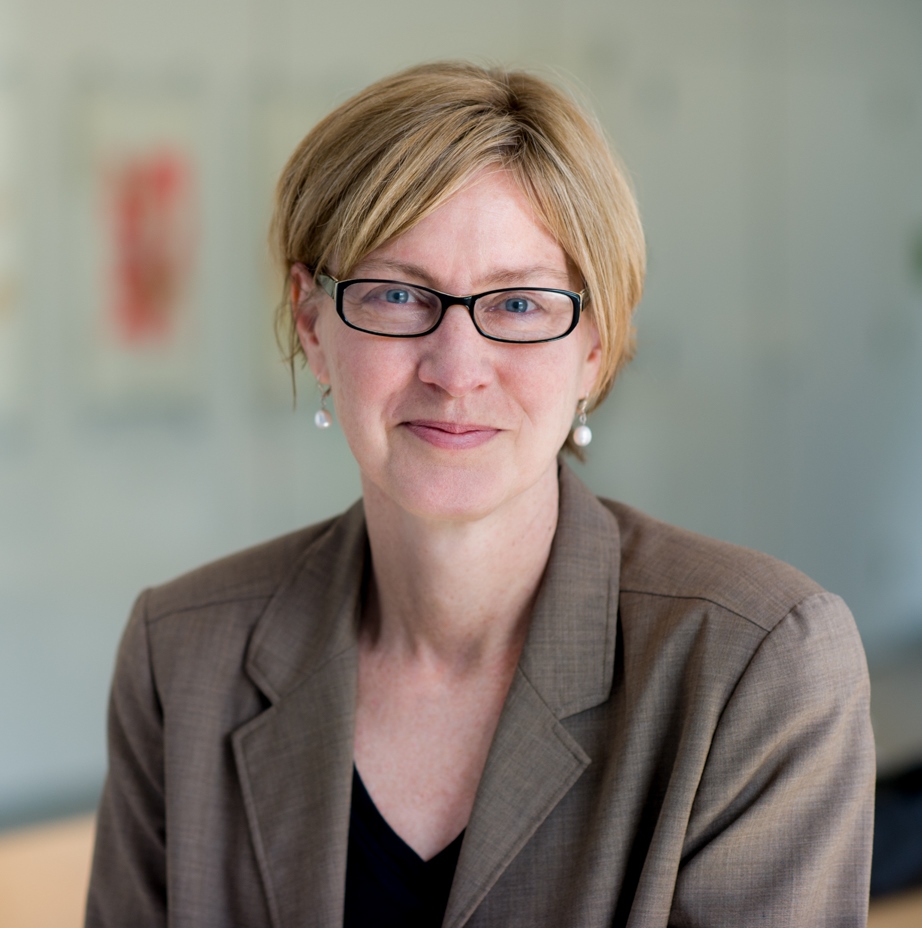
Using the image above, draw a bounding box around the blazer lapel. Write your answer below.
[232,502,367,928]
[442,668,591,927]
[444,465,621,927]
[229,465,619,928]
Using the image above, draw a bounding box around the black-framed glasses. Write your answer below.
[316,272,585,344]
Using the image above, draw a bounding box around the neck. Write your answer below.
[360,465,560,674]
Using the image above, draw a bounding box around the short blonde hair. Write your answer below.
[271,61,645,450]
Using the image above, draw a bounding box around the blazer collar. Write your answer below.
[233,503,367,928]
[233,464,621,928]
[242,463,620,714]
[519,462,621,718]
[243,498,368,702]
[443,465,621,925]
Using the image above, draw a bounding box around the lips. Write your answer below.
[403,419,499,449]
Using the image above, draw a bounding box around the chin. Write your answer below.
[375,453,554,524]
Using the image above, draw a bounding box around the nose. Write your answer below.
[416,304,494,397]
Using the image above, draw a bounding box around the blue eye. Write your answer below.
[384,289,411,304]
[503,297,531,313]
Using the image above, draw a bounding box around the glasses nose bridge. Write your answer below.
[434,291,480,332]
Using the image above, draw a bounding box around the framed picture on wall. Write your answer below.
[70,76,204,412]
[0,76,26,422]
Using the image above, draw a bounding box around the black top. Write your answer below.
[343,766,464,928]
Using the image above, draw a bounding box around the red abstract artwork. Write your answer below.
[104,149,196,345]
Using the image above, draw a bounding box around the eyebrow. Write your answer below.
[352,258,574,292]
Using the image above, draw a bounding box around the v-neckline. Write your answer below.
[352,765,465,865]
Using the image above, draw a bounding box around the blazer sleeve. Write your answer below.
[670,591,875,927]
[85,591,167,928]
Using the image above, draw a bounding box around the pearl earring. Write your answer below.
[572,398,592,447]
[314,384,332,429]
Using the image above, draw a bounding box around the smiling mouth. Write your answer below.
[404,420,499,449]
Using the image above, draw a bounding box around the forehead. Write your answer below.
[353,170,573,290]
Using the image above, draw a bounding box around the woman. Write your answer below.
[86,62,874,927]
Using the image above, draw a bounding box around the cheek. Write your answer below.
[325,336,415,424]
[500,347,586,428]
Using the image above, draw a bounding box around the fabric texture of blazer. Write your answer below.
[85,465,875,927]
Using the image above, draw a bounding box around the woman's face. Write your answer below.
[294,170,601,524]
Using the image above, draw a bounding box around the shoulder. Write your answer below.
[594,495,871,785]
[116,501,365,709]
[141,512,345,624]
[597,496,868,728]
[125,505,361,687]
[600,497,825,635]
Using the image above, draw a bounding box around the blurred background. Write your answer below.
[1,0,921,838]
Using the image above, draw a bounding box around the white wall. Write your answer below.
[1,0,920,826]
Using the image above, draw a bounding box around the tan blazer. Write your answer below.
[85,465,874,927]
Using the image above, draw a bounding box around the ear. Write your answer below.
[290,263,331,384]
[579,317,603,399]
